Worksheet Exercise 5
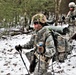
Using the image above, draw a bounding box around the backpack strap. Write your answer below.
[51,30,59,62]
[51,30,58,52]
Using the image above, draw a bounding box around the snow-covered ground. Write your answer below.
[0,34,76,75]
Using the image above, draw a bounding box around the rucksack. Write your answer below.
[51,31,71,62]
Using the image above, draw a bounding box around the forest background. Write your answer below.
[0,0,76,28]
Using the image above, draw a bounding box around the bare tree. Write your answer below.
[55,0,62,26]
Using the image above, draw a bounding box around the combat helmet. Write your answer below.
[32,13,47,24]
[69,2,76,8]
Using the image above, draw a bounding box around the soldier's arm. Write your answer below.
[44,35,56,58]
[22,35,35,49]
[15,35,34,52]
[65,11,71,22]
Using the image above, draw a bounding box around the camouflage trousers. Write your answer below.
[34,60,50,75]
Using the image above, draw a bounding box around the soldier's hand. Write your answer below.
[72,16,75,20]
[34,52,46,62]
[15,45,22,52]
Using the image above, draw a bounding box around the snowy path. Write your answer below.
[0,34,76,75]
[0,34,31,75]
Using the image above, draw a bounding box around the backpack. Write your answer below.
[51,31,71,62]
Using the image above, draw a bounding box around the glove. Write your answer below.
[72,16,75,20]
[15,45,22,52]
[62,16,65,20]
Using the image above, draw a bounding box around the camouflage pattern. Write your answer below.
[22,25,71,74]
[22,27,56,75]
[66,1,76,25]
[56,35,70,62]
[66,4,76,36]
[32,13,47,24]
[68,25,76,37]
[66,10,76,24]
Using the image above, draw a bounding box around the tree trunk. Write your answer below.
[55,0,58,26]
[55,0,62,26]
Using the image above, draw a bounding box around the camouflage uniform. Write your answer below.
[66,9,76,36]
[57,35,70,62]
[22,27,56,75]
[66,2,76,36]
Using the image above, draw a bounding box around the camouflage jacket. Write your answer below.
[66,9,76,23]
[22,27,56,58]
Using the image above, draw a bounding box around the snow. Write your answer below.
[0,34,76,75]
[0,34,31,75]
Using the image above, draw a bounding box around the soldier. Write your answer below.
[66,2,76,36]
[66,2,76,23]
[15,13,56,75]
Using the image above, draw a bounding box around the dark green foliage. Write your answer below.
[0,0,72,27]
[0,0,54,26]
